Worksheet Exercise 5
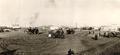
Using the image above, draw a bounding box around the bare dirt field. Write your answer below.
[0,30,120,55]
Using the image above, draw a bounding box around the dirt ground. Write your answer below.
[0,30,120,55]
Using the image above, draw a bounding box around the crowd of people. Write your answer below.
[66,28,75,34]
[48,28,76,39]
[88,29,120,40]
[48,28,65,39]
[26,27,39,34]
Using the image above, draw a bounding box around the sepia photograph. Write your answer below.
[0,0,120,55]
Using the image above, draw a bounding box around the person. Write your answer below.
[59,28,65,38]
[56,29,61,38]
[34,27,39,34]
[67,49,74,55]
[94,34,98,40]
[67,28,71,34]
[48,30,53,38]
[28,27,32,34]
[89,31,91,34]
[71,29,75,34]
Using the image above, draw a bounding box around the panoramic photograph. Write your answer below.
[0,0,120,55]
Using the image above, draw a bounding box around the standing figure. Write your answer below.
[59,28,65,39]
[48,30,53,38]
[56,29,61,38]
[67,49,74,55]
[34,27,39,34]
[94,34,98,40]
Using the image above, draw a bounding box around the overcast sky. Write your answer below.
[0,0,120,27]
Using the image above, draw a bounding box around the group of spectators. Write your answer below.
[27,27,39,34]
[48,28,65,39]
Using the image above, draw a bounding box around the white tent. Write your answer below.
[100,25,119,32]
[50,26,59,30]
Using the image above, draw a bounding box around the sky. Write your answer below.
[0,0,120,27]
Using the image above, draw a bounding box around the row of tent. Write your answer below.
[24,26,75,34]
[24,25,120,34]
[81,25,120,32]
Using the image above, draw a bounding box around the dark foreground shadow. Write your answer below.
[0,49,18,55]
[111,52,120,55]
[100,52,120,55]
